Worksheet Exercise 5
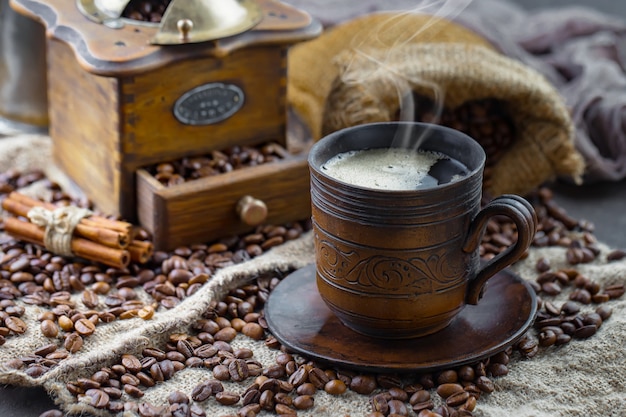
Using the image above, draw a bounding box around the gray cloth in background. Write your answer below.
[285,0,626,183]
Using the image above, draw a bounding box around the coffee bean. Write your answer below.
[85,388,110,409]
[437,383,464,398]
[290,394,313,410]
[583,313,603,328]
[539,330,557,347]
[592,293,610,303]
[134,371,155,387]
[569,288,592,304]
[350,374,377,395]
[274,403,295,415]
[216,391,240,406]
[56,315,73,332]
[191,381,214,402]
[544,301,560,316]
[74,318,96,336]
[409,390,431,405]
[288,365,309,387]
[604,284,625,299]
[555,333,572,345]
[386,399,408,415]
[192,344,216,360]
[103,387,122,399]
[5,316,27,333]
[263,364,286,379]
[212,364,230,381]
[124,384,145,398]
[40,320,59,338]
[34,343,57,357]
[146,361,164,382]
[165,350,186,363]
[229,359,250,382]
[412,403,438,416]
[488,363,509,377]
[541,282,562,296]
[64,333,83,353]
[120,373,140,386]
[386,386,408,402]
[446,390,470,407]
[296,382,317,395]
[535,257,551,272]
[596,305,612,321]
[475,376,494,393]
[80,289,99,309]
[436,369,458,384]
[324,379,347,395]
[159,359,175,379]
[573,324,597,339]
[560,301,580,315]
[137,305,155,320]
[214,326,237,342]
[241,322,265,340]
[248,388,271,411]
[120,354,142,373]
[25,364,47,377]
[307,367,330,389]
[138,402,165,417]
[606,249,626,262]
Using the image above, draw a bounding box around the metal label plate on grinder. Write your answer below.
[173,82,245,125]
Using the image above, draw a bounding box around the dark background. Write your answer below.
[1,0,625,416]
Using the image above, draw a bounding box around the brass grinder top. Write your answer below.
[77,0,263,44]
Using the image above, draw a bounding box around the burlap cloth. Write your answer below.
[0,134,624,417]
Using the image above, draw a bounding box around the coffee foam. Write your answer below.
[321,148,443,191]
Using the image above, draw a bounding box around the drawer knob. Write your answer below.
[237,195,268,226]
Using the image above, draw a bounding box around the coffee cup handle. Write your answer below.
[463,194,538,305]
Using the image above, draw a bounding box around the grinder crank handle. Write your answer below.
[463,194,538,305]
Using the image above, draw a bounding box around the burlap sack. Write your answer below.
[288,13,585,197]
[288,12,493,142]
[0,135,625,417]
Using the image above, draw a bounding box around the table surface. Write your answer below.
[2,0,626,415]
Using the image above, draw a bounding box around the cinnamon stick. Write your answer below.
[7,192,133,235]
[1,196,130,249]
[75,223,129,249]
[128,240,154,264]
[3,217,130,269]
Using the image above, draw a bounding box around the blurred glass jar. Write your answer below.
[0,0,48,128]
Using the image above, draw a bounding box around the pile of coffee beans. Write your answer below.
[58,268,506,417]
[480,186,624,354]
[145,142,289,187]
[122,0,172,23]
[411,96,516,188]
[0,167,623,417]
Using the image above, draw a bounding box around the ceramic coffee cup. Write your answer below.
[308,122,537,339]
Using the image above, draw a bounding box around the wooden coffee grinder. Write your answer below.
[10,0,321,250]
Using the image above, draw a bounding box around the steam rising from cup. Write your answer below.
[335,0,474,152]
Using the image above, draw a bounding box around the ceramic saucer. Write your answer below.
[265,264,537,373]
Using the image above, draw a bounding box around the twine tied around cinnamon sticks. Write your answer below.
[1,192,153,269]
[27,205,93,257]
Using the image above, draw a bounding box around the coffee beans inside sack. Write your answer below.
[0,165,624,417]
